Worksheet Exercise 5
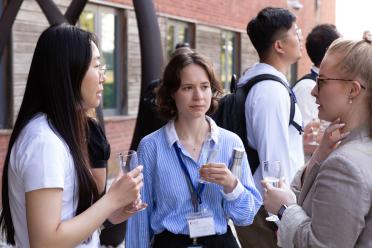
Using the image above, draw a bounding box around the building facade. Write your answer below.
[0,0,335,176]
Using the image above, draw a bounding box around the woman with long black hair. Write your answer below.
[0,24,144,247]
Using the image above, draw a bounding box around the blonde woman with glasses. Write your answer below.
[263,33,372,247]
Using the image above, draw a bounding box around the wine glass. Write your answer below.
[308,118,321,145]
[118,150,147,213]
[198,146,219,184]
[118,150,138,173]
[262,160,281,222]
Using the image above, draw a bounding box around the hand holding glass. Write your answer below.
[199,147,219,184]
[118,150,147,213]
[308,118,321,145]
[262,160,281,222]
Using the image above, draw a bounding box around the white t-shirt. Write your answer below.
[292,67,319,126]
[8,114,100,248]
[238,63,304,195]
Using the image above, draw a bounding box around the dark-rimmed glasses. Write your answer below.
[316,76,366,91]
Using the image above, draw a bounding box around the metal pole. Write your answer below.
[130,0,164,150]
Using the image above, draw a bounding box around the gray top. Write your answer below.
[278,124,372,248]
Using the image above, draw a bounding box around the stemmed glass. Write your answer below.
[262,160,281,222]
[118,150,147,213]
[308,118,321,145]
[198,146,219,184]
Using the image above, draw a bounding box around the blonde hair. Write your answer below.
[325,37,372,137]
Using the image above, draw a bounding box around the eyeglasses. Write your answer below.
[316,76,366,91]
[98,64,106,81]
[295,27,302,40]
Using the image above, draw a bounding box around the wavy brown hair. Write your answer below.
[156,51,223,120]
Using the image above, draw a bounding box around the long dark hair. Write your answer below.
[0,24,99,244]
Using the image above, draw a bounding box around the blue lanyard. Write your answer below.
[173,143,205,212]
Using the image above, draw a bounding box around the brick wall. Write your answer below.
[105,117,136,178]
[195,25,222,76]
[0,131,10,172]
[126,10,142,115]
[0,0,336,188]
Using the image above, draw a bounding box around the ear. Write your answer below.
[273,39,285,55]
[349,80,363,98]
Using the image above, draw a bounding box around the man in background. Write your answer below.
[235,7,304,247]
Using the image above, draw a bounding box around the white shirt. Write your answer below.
[238,63,304,195]
[8,114,99,248]
[292,66,319,126]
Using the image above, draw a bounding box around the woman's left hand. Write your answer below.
[108,200,148,224]
[199,163,237,193]
[261,179,296,215]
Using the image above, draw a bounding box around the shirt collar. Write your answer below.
[164,116,219,148]
[311,66,319,75]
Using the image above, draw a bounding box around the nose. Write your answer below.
[99,74,106,84]
[193,87,203,99]
[311,84,318,97]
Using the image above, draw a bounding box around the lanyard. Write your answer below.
[173,143,205,212]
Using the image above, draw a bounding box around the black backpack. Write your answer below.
[291,72,317,89]
[211,74,303,174]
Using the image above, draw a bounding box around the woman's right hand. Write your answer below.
[106,166,144,210]
[312,118,349,163]
[305,118,350,178]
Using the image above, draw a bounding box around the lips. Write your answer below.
[190,105,204,109]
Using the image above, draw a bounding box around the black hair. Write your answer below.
[247,7,296,59]
[306,24,340,67]
[0,23,99,244]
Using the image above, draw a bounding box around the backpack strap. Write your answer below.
[242,73,303,134]
[291,72,317,89]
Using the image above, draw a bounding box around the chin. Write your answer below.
[318,112,333,122]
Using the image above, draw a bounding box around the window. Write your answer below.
[0,1,12,129]
[220,31,240,92]
[166,20,194,60]
[79,5,126,115]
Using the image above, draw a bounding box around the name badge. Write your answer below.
[186,210,216,238]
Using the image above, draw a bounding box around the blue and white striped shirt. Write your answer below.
[126,117,262,247]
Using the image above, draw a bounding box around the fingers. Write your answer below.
[127,165,143,178]
[340,131,351,139]
[261,180,272,191]
[325,122,345,134]
[278,178,287,188]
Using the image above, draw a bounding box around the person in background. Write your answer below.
[292,24,341,158]
[263,34,372,247]
[126,50,261,248]
[235,7,304,247]
[293,24,340,126]
[87,110,110,195]
[0,24,144,247]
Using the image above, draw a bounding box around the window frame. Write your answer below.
[220,30,240,92]
[79,4,127,116]
[165,19,195,60]
[0,0,13,129]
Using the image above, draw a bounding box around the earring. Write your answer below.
[349,98,353,104]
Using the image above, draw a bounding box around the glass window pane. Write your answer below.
[79,11,95,33]
[166,20,192,60]
[100,13,116,109]
[220,31,237,91]
[167,24,175,59]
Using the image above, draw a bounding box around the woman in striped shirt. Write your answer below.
[126,50,262,248]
